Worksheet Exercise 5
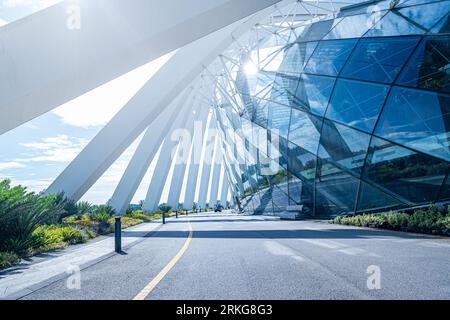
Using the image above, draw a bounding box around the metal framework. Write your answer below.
[1,0,360,214]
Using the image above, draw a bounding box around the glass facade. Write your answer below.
[213,0,450,218]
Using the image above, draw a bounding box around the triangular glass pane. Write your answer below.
[315,159,359,213]
[318,119,371,175]
[363,136,449,204]
[375,86,450,162]
[430,12,450,33]
[357,181,406,212]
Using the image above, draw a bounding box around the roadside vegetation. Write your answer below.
[0,179,170,271]
[332,206,450,237]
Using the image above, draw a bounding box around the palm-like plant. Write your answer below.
[0,180,65,254]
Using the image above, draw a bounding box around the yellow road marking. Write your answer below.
[133,221,193,300]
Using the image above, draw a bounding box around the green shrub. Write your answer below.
[0,180,66,254]
[92,212,111,222]
[127,211,155,222]
[0,252,20,269]
[332,206,450,236]
[33,225,87,248]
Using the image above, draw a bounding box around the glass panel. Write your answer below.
[338,0,391,17]
[356,181,405,212]
[294,74,336,116]
[271,185,290,212]
[253,98,269,128]
[297,19,340,42]
[437,174,450,202]
[324,12,383,40]
[363,136,449,204]
[315,190,347,217]
[304,39,357,76]
[241,195,254,212]
[288,173,314,216]
[326,79,389,133]
[264,159,288,190]
[267,103,291,139]
[375,87,450,161]
[397,35,450,93]
[315,159,359,213]
[268,131,288,169]
[287,142,317,182]
[256,188,274,213]
[431,12,450,33]
[278,42,318,75]
[318,120,371,175]
[289,109,322,154]
[365,2,449,36]
[271,73,300,107]
[399,0,447,7]
[251,192,262,212]
[364,11,422,37]
[341,36,420,83]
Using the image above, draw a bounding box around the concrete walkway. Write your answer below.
[0,219,166,299]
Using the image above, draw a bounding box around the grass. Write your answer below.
[332,206,450,236]
[0,252,20,270]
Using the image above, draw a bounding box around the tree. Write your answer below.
[158,203,172,213]
[158,203,172,224]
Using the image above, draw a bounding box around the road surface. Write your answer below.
[20,213,450,300]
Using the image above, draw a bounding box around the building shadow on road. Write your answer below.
[115,228,424,240]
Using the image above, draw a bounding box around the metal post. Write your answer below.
[176,210,178,218]
[162,212,166,224]
[115,217,122,253]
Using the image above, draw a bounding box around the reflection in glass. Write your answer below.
[315,159,359,213]
[278,42,318,75]
[267,103,291,139]
[326,79,389,133]
[375,87,450,161]
[294,74,335,116]
[397,35,450,93]
[288,142,317,182]
[318,120,371,175]
[289,109,322,154]
[356,181,404,212]
[341,36,420,83]
[363,137,449,204]
[365,2,449,37]
[304,39,357,76]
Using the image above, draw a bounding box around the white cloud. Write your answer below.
[0,18,8,27]
[52,54,172,128]
[2,0,60,9]
[9,178,53,193]
[18,134,88,163]
[0,161,27,172]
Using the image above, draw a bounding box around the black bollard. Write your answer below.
[115,217,122,253]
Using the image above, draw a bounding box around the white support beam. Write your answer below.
[197,120,218,209]
[208,148,223,208]
[220,176,230,207]
[45,1,293,201]
[182,114,210,210]
[166,102,210,209]
[109,88,191,215]
[142,93,200,212]
[0,0,282,134]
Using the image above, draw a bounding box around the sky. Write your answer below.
[0,0,173,204]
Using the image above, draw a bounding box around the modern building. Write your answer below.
[1,0,449,218]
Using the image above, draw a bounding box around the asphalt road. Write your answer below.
[22,213,450,300]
